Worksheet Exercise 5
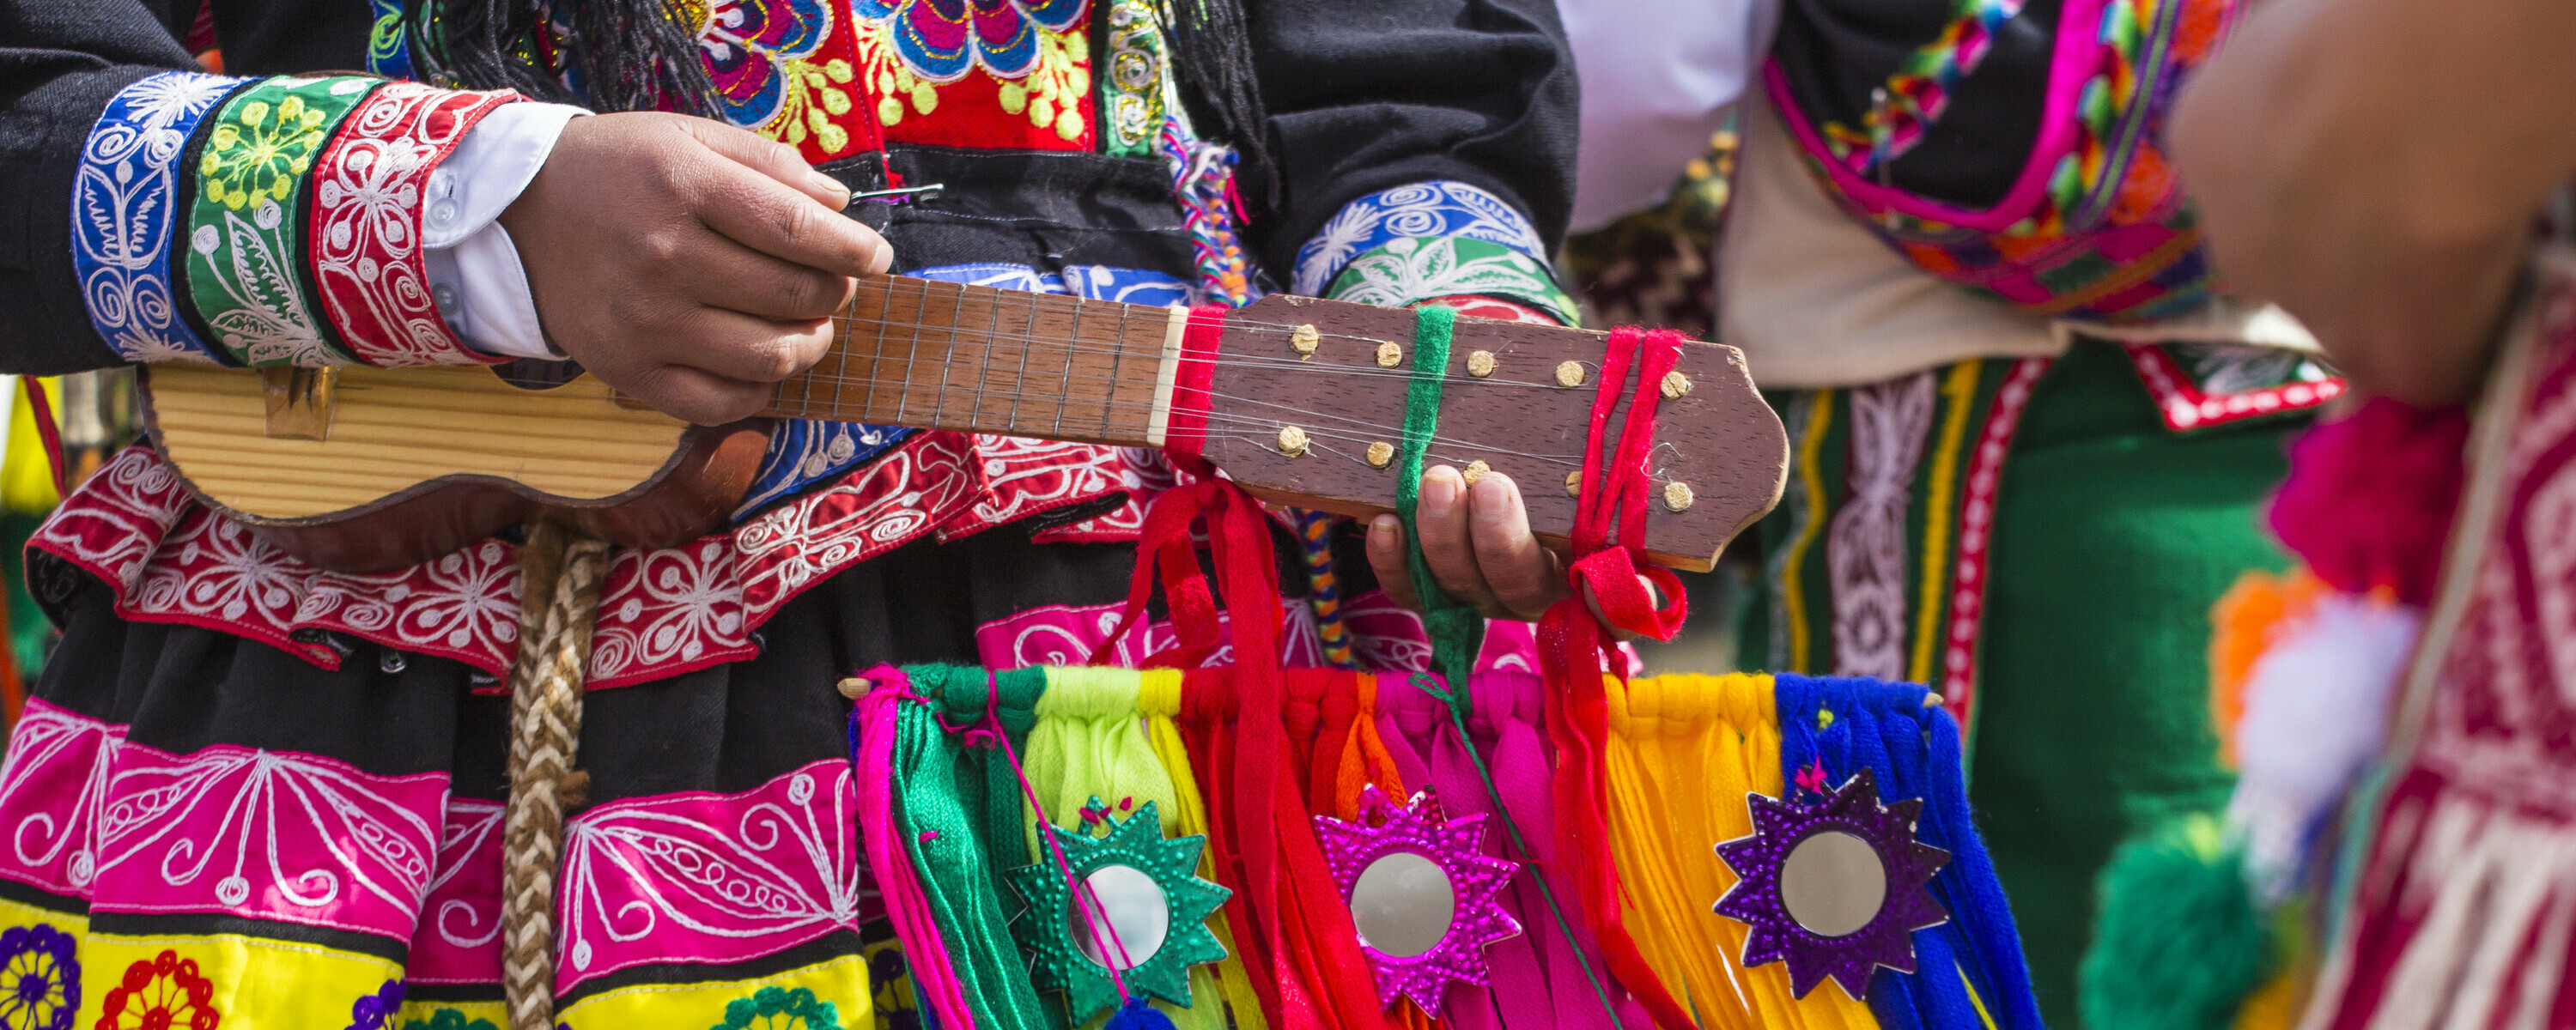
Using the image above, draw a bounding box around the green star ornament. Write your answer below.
[1006,799,1231,1022]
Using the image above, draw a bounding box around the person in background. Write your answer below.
[2170,0,2576,1023]
[1560,0,2333,1021]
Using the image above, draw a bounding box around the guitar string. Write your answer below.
[825,312,1603,390]
[392,354,1635,461]
[372,363,1668,470]
[769,376,1607,465]
[835,281,1647,349]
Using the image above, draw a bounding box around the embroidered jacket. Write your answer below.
[0,0,1584,684]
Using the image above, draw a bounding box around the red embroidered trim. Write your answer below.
[933,438,1169,543]
[1938,356,2048,731]
[33,434,986,688]
[2124,342,2345,433]
[310,83,518,367]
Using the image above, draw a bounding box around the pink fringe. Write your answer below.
[851,664,979,1030]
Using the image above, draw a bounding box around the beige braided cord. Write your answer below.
[501,522,611,1030]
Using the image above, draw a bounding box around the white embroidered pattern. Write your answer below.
[1828,371,1936,681]
[73,72,238,363]
[1292,181,1547,297]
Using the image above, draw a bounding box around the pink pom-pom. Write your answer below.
[2268,397,2468,606]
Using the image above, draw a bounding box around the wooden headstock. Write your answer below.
[1200,294,1789,572]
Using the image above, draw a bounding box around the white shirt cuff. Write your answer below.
[428,221,560,360]
[423,101,586,359]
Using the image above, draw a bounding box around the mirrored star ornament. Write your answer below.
[1314,785,1523,1015]
[1712,766,1951,999]
[1006,799,1231,1022]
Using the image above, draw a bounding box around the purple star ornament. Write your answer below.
[1314,785,1523,1015]
[1711,767,1951,1000]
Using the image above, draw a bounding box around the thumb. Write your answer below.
[679,118,849,210]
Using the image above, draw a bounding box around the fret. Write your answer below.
[1102,304,1128,440]
[995,282,1023,432]
[854,286,882,422]
[928,280,957,428]
[1054,294,1080,437]
[767,276,1175,447]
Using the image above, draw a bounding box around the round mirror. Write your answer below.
[1778,830,1888,937]
[1349,851,1456,958]
[1066,864,1171,971]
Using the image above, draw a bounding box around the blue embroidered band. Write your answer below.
[1291,180,1553,297]
[73,71,246,363]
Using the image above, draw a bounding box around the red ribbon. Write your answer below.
[1095,463,1394,1030]
[1538,327,1694,1030]
[1163,304,1229,460]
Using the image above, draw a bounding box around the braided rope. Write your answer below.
[501,522,610,1030]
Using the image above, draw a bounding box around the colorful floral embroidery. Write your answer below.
[344,980,403,1030]
[693,0,872,162]
[857,0,1086,82]
[95,950,217,1030]
[400,1010,494,1030]
[1323,238,1577,325]
[0,923,78,1030]
[185,76,381,367]
[1292,181,1552,298]
[310,82,519,367]
[854,0,1092,149]
[712,986,840,1030]
[72,71,241,363]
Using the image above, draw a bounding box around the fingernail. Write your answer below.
[810,171,850,209]
[1471,474,1512,524]
[1423,466,1459,510]
[1370,514,1400,545]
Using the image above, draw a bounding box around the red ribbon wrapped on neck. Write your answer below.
[1538,326,1694,1030]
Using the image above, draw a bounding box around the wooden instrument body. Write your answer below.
[142,362,769,573]
[136,282,1790,576]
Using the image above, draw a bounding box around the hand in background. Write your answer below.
[499,112,892,425]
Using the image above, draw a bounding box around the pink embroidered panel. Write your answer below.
[0,699,127,898]
[406,798,505,985]
[555,760,865,991]
[88,738,448,942]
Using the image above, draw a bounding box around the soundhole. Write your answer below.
[492,357,588,391]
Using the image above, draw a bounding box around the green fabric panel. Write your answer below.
[1966,340,2298,1027]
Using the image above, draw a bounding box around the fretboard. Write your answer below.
[769,276,1186,445]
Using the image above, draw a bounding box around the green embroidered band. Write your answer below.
[1327,237,1582,328]
[185,75,382,367]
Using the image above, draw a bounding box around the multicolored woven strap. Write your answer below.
[72,71,246,364]
[1771,0,2238,322]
